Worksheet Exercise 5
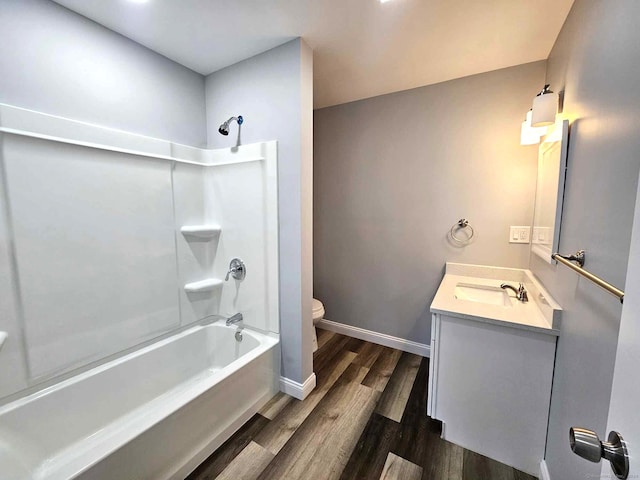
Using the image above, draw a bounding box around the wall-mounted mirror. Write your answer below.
[531,119,569,263]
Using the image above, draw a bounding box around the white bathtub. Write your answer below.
[0,321,279,480]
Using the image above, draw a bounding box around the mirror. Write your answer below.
[531,119,569,263]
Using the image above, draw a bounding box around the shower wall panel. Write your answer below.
[0,137,29,396]
[173,163,221,324]
[2,134,180,380]
[0,103,279,402]
[206,160,270,333]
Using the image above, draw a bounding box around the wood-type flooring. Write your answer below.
[187,329,537,480]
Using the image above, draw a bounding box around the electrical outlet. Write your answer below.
[532,226,551,244]
[509,226,531,244]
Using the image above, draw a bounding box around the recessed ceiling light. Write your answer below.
[128,0,150,3]
[380,0,394,3]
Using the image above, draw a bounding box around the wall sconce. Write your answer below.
[531,84,558,127]
[520,109,547,145]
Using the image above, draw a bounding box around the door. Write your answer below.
[570,176,640,479]
[600,179,640,478]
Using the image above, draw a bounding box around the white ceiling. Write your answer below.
[52,0,574,109]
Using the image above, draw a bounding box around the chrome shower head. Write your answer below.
[218,115,243,136]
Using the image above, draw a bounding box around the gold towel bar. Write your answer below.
[552,250,625,304]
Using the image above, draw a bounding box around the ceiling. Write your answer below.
[52,0,574,109]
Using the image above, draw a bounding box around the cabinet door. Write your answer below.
[435,314,556,475]
[427,313,440,417]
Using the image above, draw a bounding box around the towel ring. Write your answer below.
[450,219,475,244]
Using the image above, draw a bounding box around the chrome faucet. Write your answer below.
[500,282,528,303]
[201,312,244,326]
[225,313,243,326]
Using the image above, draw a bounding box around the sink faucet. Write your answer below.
[500,283,528,303]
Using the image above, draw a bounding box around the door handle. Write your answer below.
[569,427,629,479]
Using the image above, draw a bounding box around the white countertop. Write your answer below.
[430,263,562,336]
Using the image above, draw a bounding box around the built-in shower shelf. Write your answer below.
[184,279,223,293]
[180,225,221,239]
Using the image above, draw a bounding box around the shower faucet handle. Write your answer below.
[225,258,246,281]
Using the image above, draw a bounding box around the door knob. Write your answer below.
[569,427,629,479]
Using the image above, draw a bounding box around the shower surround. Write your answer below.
[0,103,280,479]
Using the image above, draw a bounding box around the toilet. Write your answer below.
[312,298,325,352]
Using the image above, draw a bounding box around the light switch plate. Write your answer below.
[509,226,531,244]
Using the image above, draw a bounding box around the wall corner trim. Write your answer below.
[317,319,430,357]
[539,460,551,480]
[280,373,316,400]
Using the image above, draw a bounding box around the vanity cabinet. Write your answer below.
[427,312,556,476]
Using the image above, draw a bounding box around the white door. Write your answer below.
[570,175,640,479]
[595,176,640,478]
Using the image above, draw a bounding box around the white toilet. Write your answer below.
[312,298,325,352]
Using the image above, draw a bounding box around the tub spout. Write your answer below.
[226,313,243,326]
[201,313,244,326]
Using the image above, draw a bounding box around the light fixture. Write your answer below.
[520,110,547,145]
[531,84,558,127]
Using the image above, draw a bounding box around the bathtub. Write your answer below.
[0,321,279,480]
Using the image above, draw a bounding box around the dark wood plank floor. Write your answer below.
[187,329,537,480]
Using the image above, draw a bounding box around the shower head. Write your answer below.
[218,115,243,136]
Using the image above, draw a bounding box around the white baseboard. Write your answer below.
[317,319,430,357]
[539,460,551,480]
[279,372,317,400]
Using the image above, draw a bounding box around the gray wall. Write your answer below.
[532,2,640,479]
[206,39,314,385]
[0,0,206,146]
[313,61,545,344]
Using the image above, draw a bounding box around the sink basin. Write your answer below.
[454,283,512,307]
